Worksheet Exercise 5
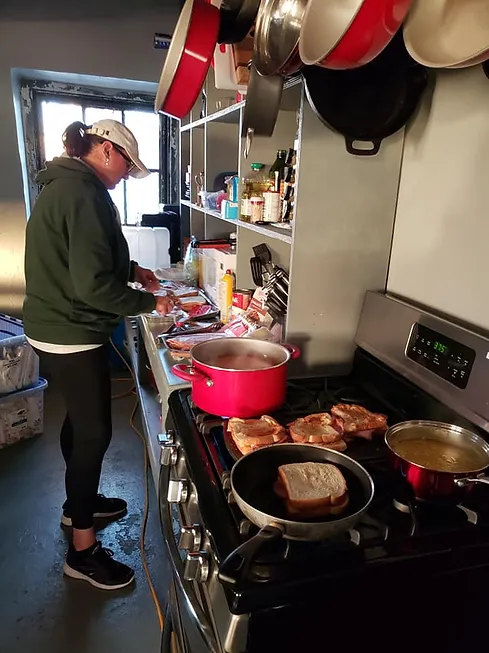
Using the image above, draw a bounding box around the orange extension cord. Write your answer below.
[110,338,165,632]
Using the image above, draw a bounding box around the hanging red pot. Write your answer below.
[299,0,414,70]
[155,0,220,119]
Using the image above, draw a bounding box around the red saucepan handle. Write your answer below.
[282,343,301,360]
[172,364,213,385]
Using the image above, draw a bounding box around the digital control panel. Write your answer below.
[406,323,475,389]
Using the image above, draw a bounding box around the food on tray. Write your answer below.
[274,462,349,519]
[166,333,225,352]
[187,304,217,319]
[178,295,209,311]
[228,415,288,456]
[288,413,346,451]
[331,404,388,440]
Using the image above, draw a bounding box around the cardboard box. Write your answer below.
[199,248,237,304]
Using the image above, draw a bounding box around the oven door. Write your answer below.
[159,462,222,653]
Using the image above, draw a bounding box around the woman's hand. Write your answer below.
[155,295,176,316]
[133,265,160,292]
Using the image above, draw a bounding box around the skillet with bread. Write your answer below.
[218,443,374,586]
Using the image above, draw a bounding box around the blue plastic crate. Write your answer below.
[0,313,24,341]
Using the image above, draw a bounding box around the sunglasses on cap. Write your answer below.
[112,144,135,174]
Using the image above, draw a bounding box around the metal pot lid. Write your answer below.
[254,0,309,76]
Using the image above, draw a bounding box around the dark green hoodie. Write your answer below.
[23,157,156,344]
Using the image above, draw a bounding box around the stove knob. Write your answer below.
[158,430,175,445]
[160,444,179,467]
[179,524,202,552]
[167,478,189,504]
[183,552,209,583]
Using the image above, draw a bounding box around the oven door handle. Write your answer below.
[159,464,221,653]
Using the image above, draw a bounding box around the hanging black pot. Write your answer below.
[303,34,429,156]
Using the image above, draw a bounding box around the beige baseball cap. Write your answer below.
[86,119,150,179]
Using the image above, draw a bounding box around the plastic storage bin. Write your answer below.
[122,226,171,271]
[0,314,39,396]
[0,378,48,449]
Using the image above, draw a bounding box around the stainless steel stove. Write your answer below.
[159,292,489,653]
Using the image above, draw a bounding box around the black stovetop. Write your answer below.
[167,349,489,614]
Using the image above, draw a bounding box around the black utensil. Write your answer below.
[253,243,274,273]
[250,256,264,286]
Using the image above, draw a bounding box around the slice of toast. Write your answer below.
[228,415,288,456]
[288,413,343,445]
[277,462,349,518]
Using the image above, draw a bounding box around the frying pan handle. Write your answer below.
[345,138,382,157]
[218,524,283,585]
[282,343,300,360]
[244,127,254,159]
[172,364,213,386]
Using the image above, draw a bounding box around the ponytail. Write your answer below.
[62,121,91,158]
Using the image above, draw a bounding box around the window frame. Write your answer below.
[19,78,176,222]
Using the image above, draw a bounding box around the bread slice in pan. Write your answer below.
[276,462,349,519]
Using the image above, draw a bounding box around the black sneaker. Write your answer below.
[64,542,135,590]
[61,494,127,527]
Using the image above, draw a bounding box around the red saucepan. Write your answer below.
[155,0,220,119]
[172,337,300,418]
[299,0,413,70]
[385,420,489,501]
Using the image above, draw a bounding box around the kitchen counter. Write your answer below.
[125,316,190,492]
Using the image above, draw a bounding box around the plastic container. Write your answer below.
[122,226,171,271]
[0,335,39,396]
[0,378,48,449]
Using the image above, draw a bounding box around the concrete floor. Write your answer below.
[0,378,171,653]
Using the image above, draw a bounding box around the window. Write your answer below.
[19,78,178,223]
[39,98,161,224]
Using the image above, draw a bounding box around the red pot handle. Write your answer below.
[172,364,213,385]
[282,343,301,360]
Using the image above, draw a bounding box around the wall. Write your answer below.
[388,66,489,331]
[0,0,178,315]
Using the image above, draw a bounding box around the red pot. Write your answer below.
[172,337,300,418]
[385,420,489,501]
[155,0,220,119]
[299,0,413,70]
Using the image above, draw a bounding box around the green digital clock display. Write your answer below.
[433,341,449,355]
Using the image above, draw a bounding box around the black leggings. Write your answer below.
[37,345,112,529]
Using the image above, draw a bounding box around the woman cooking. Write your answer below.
[23,119,173,590]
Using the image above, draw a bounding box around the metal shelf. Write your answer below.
[181,101,244,132]
[181,200,292,244]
